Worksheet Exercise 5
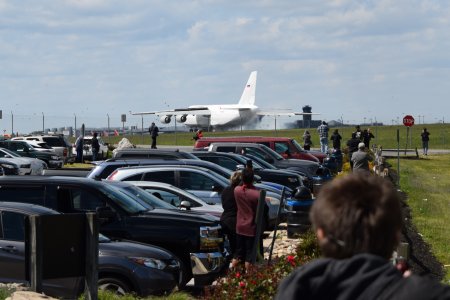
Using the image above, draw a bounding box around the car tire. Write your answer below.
[98,277,131,296]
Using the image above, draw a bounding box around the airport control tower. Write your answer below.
[302,105,312,128]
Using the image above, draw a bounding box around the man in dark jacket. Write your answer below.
[275,175,450,300]
[149,122,159,149]
[91,132,100,161]
[346,133,360,170]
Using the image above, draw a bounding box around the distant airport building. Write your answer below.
[295,105,322,128]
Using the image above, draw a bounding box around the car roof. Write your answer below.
[0,201,59,215]
[0,175,106,186]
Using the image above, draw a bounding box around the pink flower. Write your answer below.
[239,281,246,288]
[235,272,241,278]
[287,255,296,266]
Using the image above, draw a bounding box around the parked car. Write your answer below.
[0,140,63,169]
[193,136,326,162]
[0,201,181,298]
[112,148,198,159]
[12,134,73,163]
[0,176,226,287]
[72,135,109,160]
[207,142,333,193]
[106,165,282,229]
[24,140,56,153]
[125,181,224,218]
[191,151,305,191]
[0,147,47,175]
[0,158,20,175]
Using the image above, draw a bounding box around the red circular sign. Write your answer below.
[403,115,415,127]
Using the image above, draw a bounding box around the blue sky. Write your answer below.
[1,0,450,134]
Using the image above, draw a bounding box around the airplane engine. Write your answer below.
[160,115,171,124]
[176,114,188,123]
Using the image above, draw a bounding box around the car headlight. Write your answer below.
[129,257,167,269]
[0,164,15,169]
[51,155,60,160]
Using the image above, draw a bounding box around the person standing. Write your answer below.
[193,129,203,141]
[220,171,242,260]
[317,121,329,153]
[346,133,360,170]
[354,125,362,141]
[302,130,312,150]
[351,142,373,175]
[421,128,430,155]
[149,122,159,149]
[330,129,342,150]
[362,128,375,148]
[75,134,84,163]
[275,175,450,300]
[91,132,100,161]
[231,168,260,271]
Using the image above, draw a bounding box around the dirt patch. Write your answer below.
[389,170,445,280]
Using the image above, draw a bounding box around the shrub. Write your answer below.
[204,230,321,300]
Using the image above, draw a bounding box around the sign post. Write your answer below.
[402,115,415,153]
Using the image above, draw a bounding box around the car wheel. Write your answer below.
[98,277,131,296]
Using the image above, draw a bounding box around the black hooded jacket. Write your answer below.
[275,253,450,300]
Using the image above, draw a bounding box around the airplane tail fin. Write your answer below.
[238,71,257,106]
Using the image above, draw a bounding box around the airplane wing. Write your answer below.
[131,107,211,116]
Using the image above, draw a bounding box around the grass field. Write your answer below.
[390,154,450,283]
[82,123,450,149]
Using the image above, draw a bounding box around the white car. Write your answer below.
[126,181,224,218]
[0,147,47,175]
[72,136,109,160]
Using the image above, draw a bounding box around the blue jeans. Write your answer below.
[320,137,328,153]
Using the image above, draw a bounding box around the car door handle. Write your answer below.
[0,245,18,253]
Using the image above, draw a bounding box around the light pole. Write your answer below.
[11,111,13,136]
[74,113,77,137]
[42,112,45,133]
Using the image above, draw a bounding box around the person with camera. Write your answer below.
[275,175,450,300]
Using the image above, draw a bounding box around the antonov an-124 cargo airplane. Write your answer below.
[131,71,317,130]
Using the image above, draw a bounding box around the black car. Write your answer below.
[0,176,225,287]
[191,151,304,191]
[0,202,181,298]
[0,140,63,169]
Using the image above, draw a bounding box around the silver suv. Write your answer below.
[12,135,73,163]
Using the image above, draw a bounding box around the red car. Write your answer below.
[194,136,326,163]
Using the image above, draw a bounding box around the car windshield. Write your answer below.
[245,154,277,169]
[97,183,149,214]
[259,144,284,161]
[292,139,305,151]
[0,148,21,158]
[120,185,175,209]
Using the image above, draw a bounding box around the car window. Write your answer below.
[57,188,105,212]
[42,137,65,147]
[179,171,216,191]
[1,211,25,241]
[215,146,237,153]
[216,157,241,170]
[243,147,266,160]
[144,188,184,207]
[0,186,46,205]
[119,186,174,209]
[274,142,289,153]
[142,171,175,185]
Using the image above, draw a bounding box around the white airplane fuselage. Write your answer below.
[183,104,259,129]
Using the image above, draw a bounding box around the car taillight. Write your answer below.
[63,148,67,157]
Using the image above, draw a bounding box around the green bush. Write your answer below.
[204,230,321,299]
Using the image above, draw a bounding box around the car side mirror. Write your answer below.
[96,206,116,220]
[180,200,191,210]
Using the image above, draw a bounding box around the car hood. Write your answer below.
[141,208,220,224]
[99,239,175,260]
